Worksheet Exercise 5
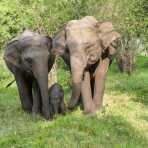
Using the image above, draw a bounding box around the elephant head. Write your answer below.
[96,21,121,55]
[4,30,54,119]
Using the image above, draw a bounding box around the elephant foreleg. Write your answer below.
[68,54,86,109]
[93,57,110,110]
[59,101,65,115]
[14,72,33,112]
[53,104,59,115]
[32,80,42,114]
[81,71,96,115]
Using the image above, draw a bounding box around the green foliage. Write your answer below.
[0,0,147,52]
[0,0,34,50]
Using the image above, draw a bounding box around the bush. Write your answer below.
[0,0,147,53]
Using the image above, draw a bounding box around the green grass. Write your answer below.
[0,55,148,148]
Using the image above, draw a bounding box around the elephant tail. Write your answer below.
[5,79,15,88]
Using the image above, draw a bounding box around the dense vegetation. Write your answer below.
[0,0,147,52]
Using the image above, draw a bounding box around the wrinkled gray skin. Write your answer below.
[4,30,55,120]
[52,16,121,115]
[48,83,65,118]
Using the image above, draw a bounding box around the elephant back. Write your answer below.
[66,16,98,47]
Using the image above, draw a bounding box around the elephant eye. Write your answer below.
[26,57,32,64]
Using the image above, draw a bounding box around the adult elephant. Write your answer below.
[4,30,54,120]
[52,16,121,115]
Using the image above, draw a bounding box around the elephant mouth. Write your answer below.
[25,70,33,77]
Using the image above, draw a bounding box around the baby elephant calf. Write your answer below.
[49,83,65,118]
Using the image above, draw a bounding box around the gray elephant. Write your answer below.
[4,30,55,120]
[52,16,121,115]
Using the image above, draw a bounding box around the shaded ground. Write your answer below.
[0,55,148,148]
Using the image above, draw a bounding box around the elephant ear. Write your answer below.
[52,29,66,56]
[97,21,114,33]
[96,21,121,55]
[100,31,121,49]
[44,36,55,72]
[4,37,20,68]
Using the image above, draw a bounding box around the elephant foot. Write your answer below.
[42,108,51,120]
[68,99,79,110]
[83,104,97,116]
[32,106,42,114]
[22,105,32,113]
[32,112,40,121]
[83,109,96,117]
[94,103,103,111]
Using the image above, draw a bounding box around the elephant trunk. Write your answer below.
[33,59,50,120]
[68,82,81,109]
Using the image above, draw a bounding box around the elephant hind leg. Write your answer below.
[15,72,33,112]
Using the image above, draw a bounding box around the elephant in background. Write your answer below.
[52,16,121,115]
[4,30,55,120]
